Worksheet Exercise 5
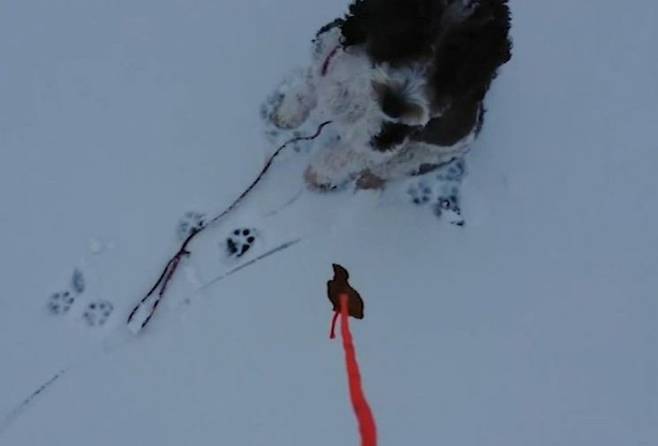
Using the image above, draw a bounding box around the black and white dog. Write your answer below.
[264,0,512,190]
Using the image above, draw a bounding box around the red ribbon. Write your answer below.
[331,293,377,446]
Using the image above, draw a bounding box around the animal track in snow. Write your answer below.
[47,291,75,315]
[225,228,258,259]
[46,265,116,328]
[177,211,206,241]
[82,300,114,327]
[405,158,466,226]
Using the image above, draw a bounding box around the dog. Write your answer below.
[265,0,512,191]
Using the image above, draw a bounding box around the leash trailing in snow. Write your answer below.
[127,121,332,331]
[0,240,303,437]
[197,238,302,292]
[327,264,377,446]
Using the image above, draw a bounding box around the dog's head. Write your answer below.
[340,0,444,66]
[330,0,511,152]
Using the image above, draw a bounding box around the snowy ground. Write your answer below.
[1,0,656,445]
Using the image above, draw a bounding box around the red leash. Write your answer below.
[329,310,339,339]
[332,293,378,446]
[321,45,340,76]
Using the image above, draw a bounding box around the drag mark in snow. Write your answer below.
[1,237,302,435]
[198,238,303,292]
[128,121,332,331]
[0,369,67,435]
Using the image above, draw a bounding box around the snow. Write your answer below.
[1,0,656,445]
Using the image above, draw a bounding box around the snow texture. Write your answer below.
[1,0,657,445]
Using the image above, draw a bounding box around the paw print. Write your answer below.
[47,290,75,315]
[433,193,465,226]
[405,168,466,226]
[177,211,206,240]
[72,268,85,294]
[82,300,114,327]
[47,269,84,315]
[407,181,433,205]
[225,228,257,259]
[436,158,466,182]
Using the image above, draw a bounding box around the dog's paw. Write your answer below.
[82,300,114,327]
[356,170,387,191]
[225,228,258,259]
[261,72,316,132]
[261,91,285,125]
[304,166,343,192]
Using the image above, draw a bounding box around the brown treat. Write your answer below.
[327,264,365,319]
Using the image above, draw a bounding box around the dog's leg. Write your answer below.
[304,138,373,191]
[366,137,471,182]
[262,69,318,131]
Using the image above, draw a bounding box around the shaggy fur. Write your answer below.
[267,0,512,190]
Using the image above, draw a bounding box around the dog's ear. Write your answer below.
[340,0,369,47]
[373,80,427,124]
[340,0,446,65]
[372,81,407,119]
[372,64,431,126]
[315,18,345,40]
[430,0,512,104]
